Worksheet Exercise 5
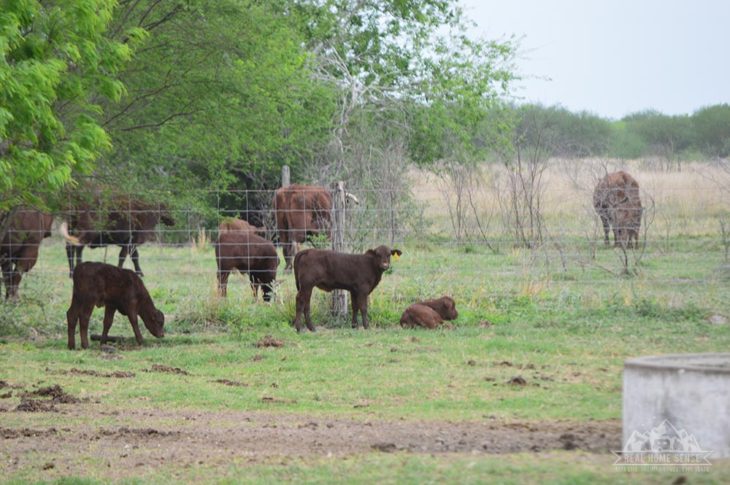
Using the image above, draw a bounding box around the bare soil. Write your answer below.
[0,399,621,479]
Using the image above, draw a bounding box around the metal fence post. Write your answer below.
[331,181,348,319]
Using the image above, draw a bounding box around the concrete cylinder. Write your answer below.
[623,353,730,459]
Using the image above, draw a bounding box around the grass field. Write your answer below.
[2,161,729,483]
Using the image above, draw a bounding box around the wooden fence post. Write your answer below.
[281,165,290,188]
[331,181,348,319]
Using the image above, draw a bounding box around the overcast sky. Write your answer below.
[462,0,730,119]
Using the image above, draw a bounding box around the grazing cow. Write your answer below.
[215,231,279,301]
[218,218,265,237]
[273,185,333,271]
[400,296,458,329]
[293,245,402,332]
[61,199,175,277]
[66,262,165,350]
[0,209,53,300]
[593,171,643,249]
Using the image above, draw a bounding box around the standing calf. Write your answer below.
[66,262,165,350]
[400,296,458,329]
[293,245,402,332]
[215,231,279,301]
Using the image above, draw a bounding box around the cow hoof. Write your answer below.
[136,271,145,278]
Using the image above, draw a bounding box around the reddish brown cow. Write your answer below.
[400,296,458,329]
[273,185,332,270]
[593,171,642,249]
[62,199,175,277]
[218,218,265,237]
[66,262,165,350]
[0,209,53,300]
[215,231,279,302]
[293,245,402,332]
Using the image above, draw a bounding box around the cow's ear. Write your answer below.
[391,249,402,256]
[366,249,377,257]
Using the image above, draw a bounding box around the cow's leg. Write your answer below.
[1,261,13,300]
[294,286,313,332]
[79,305,93,349]
[127,313,145,345]
[356,293,370,329]
[66,244,76,278]
[117,245,129,269]
[303,286,316,332]
[100,305,115,344]
[598,211,610,247]
[7,270,21,301]
[217,269,230,297]
[130,246,143,277]
[66,302,80,350]
[350,291,360,328]
[283,241,294,271]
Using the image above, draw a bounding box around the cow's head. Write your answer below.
[366,246,402,271]
[143,309,165,338]
[434,296,458,320]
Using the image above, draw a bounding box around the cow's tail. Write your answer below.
[293,251,305,291]
[59,222,82,246]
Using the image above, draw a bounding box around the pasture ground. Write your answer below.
[2,161,730,483]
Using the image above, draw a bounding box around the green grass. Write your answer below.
[6,452,729,485]
[1,236,729,482]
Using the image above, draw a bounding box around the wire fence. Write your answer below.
[2,173,730,312]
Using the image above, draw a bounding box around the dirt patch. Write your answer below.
[97,427,180,438]
[23,385,79,404]
[145,364,190,375]
[46,367,135,378]
[256,335,284,348]
[0,427,58,439]
[15,399,58,413]
[0,404,621,478]
[213,379,248,387]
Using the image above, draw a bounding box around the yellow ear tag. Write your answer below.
[392,253,400,262]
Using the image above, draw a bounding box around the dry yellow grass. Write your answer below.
[409,159,730,238]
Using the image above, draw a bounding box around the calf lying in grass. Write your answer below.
[66,262,165,349]
[400,296,458,329]
[293,245,402,332]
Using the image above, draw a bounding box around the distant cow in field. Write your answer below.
[66,262,165,350]
[593,171,642,249]
[215,230,279,302]
[61,199,175,277]
[400,296,458,329]
[218,218,265,237]
[0,209,53,300]
[293,245,402,332]
[273,185,333,271]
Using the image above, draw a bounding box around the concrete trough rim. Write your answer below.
[625,352,730,375]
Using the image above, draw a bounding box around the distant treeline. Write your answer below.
[506,103,730,162]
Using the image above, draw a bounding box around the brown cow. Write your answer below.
[400,296,458,329]
[293,245,402,332]
[215,230,279,301]
[593,171,642,249]
[273,185,332,270]
[218,218,265,237]
[61,198,175,277]
[0,209,53,300]
[66,262,165,350]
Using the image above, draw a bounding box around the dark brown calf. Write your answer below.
[218,218,265,237]
[215,231,279,301]
[400,296,458,329]
[293,245,402,332]
[66,262,165,350]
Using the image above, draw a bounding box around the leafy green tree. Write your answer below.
[692,104,730,158]
[0,0,134,237]
[621,110,693,168]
